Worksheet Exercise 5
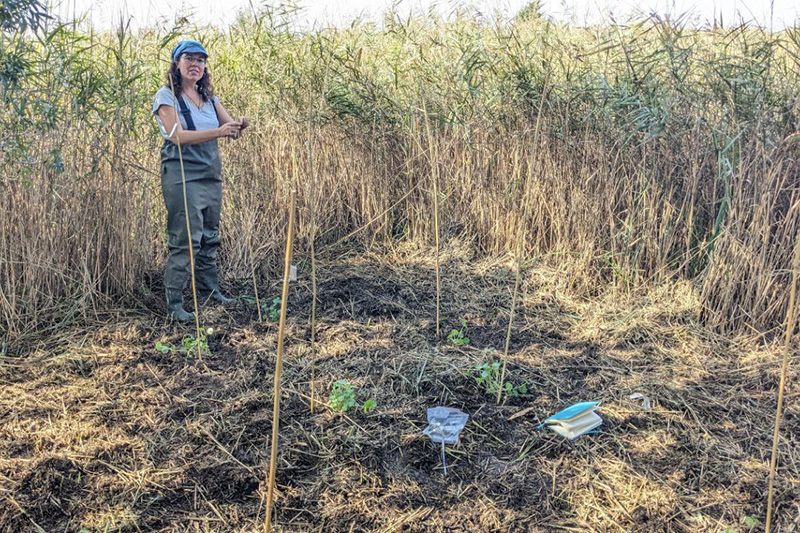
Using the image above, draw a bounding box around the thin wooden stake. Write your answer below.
[309,219,318,413]
[309,60,330,413]
[264,190,296,533]
[497,76,550,401]
[423,107,441,340]
[765,210,800,532]
[308,116,319,414]
[249,227,262,322]
[167,71,202,354]
[498,261,522,403]
[498,146,524,404]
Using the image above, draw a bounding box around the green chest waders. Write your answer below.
[161,95,228,319]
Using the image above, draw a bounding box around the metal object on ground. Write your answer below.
[423,407,469,475]
[629,393,651,411]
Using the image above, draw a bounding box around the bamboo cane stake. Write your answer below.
[422,106,441,340]
[497,78,550,402]
[249,225,263,322]
[498,247,522,403]
[765,208,800,533]
[307,86,319,413]
[167,72,202,355]
[264,190,296,533]
[309,201,318,413]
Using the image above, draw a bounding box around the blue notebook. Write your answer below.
[540,401,602,439]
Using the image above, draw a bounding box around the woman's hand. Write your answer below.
[239,117,250,130]
[217,121,242,139]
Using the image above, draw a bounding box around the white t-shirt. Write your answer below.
[153,86,220,138]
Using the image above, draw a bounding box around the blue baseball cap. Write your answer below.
[171,40,208,62]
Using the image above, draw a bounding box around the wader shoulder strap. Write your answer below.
[176,94,196,131]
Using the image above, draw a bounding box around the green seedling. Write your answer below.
[329,380,357,412]
[744,517,759,529]
[328,380,377,414]
[472,361,527,398]
[503,381,528,398]
[181,333,209,356]
[722,516,759,533]
[363,399,376,413]
[155,340,174,353]
[264,297,281,322]
[154,331,209,357]
[447,319,470,345]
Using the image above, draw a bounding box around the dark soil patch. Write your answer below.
[8,457,86,530]
[0,248,796,532]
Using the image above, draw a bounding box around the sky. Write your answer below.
[50,0,800,31]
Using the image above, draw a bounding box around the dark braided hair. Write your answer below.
[165,58,215,101]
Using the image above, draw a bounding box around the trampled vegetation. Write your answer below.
[1,3,800,532]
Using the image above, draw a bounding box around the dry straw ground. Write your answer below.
[1,241,798,532]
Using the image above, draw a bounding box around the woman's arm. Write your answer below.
[215,100,235,125]
[215,101,249,137]
[157,105,240,145]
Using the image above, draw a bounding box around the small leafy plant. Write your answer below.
[155,331,209,357]
[720,516,759,533]
[329,380,357,412]
[502,381,528,398]
[265,297,281,322]
[363,399,376,413]
[181,333,209,355]
[447,320,470,345]
[471,361,527,398]
[155,340,173,354]
[242,295,281,322]
[329,380,377,414]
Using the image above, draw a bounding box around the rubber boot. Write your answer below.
[197,287,234,304]
[203,289,234,304]
[196,266,234,304]
[166,289,195,321]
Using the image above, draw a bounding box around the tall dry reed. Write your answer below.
[1,9,799,342]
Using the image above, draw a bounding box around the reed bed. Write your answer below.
[1,8,799,342]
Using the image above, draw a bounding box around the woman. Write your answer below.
[153,40,249,321]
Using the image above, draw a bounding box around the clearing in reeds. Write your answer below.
[1,4,800,532]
